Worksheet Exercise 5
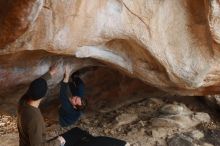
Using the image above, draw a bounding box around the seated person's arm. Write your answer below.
[41,65,57,81]
[27,115,64,146]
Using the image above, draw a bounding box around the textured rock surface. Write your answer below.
[151,104,211,129]
[116,113,138,126]
[168,134,194,146]
[1,0,220,97]
[203,95,220,110]
[168,129,220,146]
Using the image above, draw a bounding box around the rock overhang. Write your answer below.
[1,0,220,96]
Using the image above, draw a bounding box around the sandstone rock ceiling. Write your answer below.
[1,0,220,96]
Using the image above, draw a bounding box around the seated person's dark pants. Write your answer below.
[59,80,84,127]
[62,127,127,146]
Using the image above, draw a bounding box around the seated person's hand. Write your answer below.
[57,136,66,146]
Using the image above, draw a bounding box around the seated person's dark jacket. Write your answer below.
[61,127,127,146]
[17,73,60,146]
[59,77,85,127]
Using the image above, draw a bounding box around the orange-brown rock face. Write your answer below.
[1,0,220,99]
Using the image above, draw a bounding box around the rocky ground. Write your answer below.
[0,96,220,146]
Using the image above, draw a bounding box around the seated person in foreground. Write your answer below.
[61,127,130,146]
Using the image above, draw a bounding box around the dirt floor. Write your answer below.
[0,95,220,146]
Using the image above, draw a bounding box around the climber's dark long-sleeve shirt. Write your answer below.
[58,81,82,127]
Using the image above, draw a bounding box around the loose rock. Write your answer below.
[116,113,138,126]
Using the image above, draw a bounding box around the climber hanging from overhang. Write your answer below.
[58,64,87,128]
